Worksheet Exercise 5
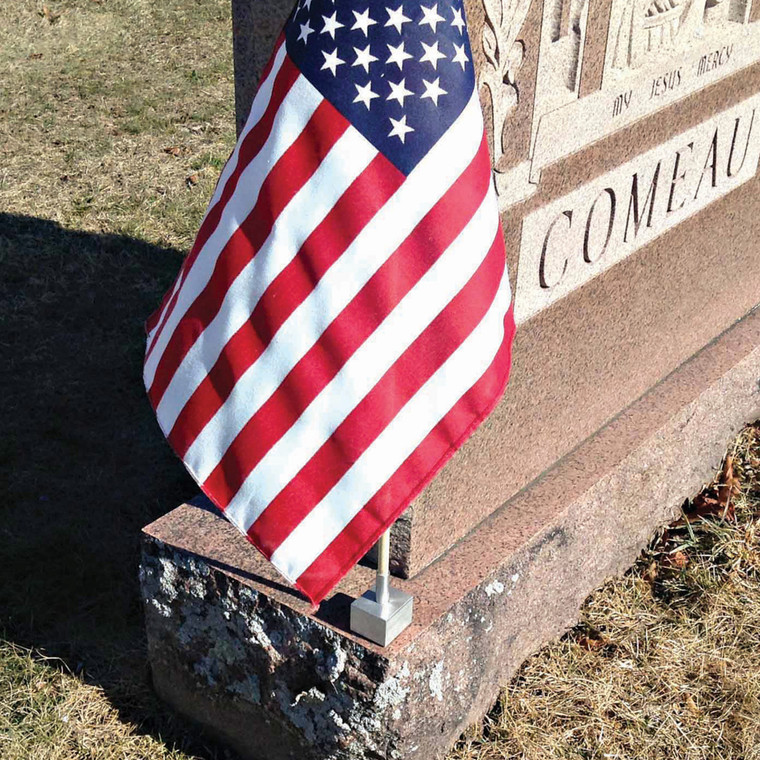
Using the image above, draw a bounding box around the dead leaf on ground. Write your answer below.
[186,173,199,187]
[673,550,689,569]
[716,454,740,519]
[27,53,44,60]
[163,145,189,157]
[663,550,689,570]
[39,5,61,23]
[573,626,611,652]
[675,456,739,525]
[684,694,701,717]
[643,560,658,585]
[675,495,722,526]
[577,636,607,651]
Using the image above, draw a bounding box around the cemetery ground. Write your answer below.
[2,1,760,758]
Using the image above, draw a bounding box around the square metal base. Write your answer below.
[350,585,414,646]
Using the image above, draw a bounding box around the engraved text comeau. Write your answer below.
[515,94,760,323]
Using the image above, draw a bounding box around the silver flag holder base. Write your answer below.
[350,528,413,646]
[350,583,413,647]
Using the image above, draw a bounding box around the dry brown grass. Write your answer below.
[0,641,200,760]
[0,0,235,250]
[3,1,760,759]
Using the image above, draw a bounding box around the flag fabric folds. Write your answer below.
[143,0,516,605]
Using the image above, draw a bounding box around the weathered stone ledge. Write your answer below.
[142,306,760,760]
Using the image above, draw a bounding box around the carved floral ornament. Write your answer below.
[477,0,531,168]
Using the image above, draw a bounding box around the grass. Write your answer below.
[1,1,233,757]
[0,640,198,760]
[2,1,760,759]
[0,0,234,246]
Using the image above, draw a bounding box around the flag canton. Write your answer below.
[284,0,475,175]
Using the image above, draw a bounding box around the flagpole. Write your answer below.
[375,527,391,607]
[350,522,413,646]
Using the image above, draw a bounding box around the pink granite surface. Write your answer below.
[142,307,760,759]
[404,61,760,575]
[229,0,760,575]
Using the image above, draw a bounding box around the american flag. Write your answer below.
[144,0,515,605]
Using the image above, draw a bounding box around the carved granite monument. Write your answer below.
[140,0,760,755]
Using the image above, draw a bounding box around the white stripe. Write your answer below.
[143,72,321,388]
[145,275,183,351]
[224,185,499,532]
[156,127,378,432]
[146,43,287,349]
[185,91,485,484]
[271,266,513,581]
[199,41,288,228]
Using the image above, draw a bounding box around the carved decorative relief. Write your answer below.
[477,0,531,167]
[483,0,760,213]
[546,0,589,90]
[609,0,750,71]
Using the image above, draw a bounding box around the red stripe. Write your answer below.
[296,303,516,605]
[251,228,506,557]
[144,49,298,360]
[167,153,404,455]
[148,99,349,411]
[198,137,492,507]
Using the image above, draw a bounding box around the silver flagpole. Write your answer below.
[374,527,391,606]
[349,524,413,646]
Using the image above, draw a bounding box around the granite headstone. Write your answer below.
[140,0,760,756]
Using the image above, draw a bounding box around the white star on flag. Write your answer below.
[386,41,413,70]
[321,11,344,39]
[419,3,446,32]
[297,20,314,43]
[452,42,469,69]
[387,78,414,105]
[420,77,447,106]
[420,40,446,69]
[388,114,414,142]
[353,80,380,109]
[451,7,466,33]
[351,8,377,36]
[299,0,313,14]
[352,44,379,73]
[320,47,345,75]
[385,5,411,33]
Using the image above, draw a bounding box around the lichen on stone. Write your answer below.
[140,539,413,759]
[428,661,445,702]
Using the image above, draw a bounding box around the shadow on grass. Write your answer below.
[0,213,229,758]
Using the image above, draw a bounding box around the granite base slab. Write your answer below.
[141,307,760,760]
